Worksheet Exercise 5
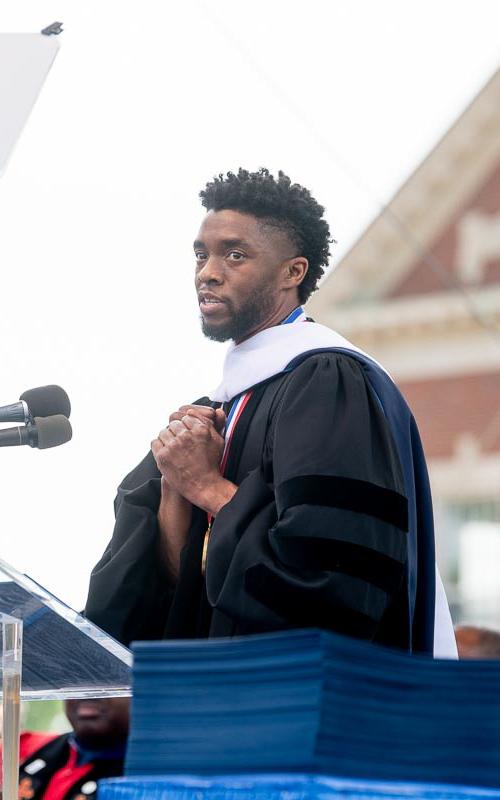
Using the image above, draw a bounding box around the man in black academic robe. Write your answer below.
[85,168,456,657]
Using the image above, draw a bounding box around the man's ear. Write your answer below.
[283,256,308,289]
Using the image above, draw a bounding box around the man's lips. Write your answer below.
[198,294,226,315]
[74,704,104,720]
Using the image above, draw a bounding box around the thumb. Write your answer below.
[214,407,226,435]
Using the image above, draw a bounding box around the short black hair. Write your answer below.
[199,168,331,303]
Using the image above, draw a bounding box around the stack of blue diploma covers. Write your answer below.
[100,774,500,800]
[121,629,500,790]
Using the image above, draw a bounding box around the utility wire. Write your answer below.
[197,0,500,344]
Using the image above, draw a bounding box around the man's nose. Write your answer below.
[196,255,224,285]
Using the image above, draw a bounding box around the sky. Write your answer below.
[0,0,499,611]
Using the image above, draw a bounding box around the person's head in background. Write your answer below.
[64,697,130,750]
[455,625,500,659]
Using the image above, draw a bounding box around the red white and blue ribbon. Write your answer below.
[219,390,253,474]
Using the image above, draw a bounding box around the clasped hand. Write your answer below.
[151,405,234,515]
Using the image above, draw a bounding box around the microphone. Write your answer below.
[0,415,73,449]
[0,385,71,425]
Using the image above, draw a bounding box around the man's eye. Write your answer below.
[195,252,207,262]
[227,251,245,261]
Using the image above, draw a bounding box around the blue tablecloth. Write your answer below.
[98,774,500,800]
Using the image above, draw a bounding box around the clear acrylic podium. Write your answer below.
[0,558,132,800]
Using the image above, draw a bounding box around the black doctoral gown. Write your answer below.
[85,352,416,650]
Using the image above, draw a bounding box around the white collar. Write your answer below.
[210,320,385,403]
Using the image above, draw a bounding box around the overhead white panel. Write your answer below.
[0,33,59,177]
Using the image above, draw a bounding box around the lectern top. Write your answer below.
[0,558,131,700]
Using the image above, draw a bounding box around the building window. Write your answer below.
[436,499,500,626]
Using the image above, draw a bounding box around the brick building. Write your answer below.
[307,67,500,625]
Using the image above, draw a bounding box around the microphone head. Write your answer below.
[34,415,72,449]
[20,385,71,419]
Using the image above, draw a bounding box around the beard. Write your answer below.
[201,283,278,343]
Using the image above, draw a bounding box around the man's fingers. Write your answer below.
[167,420,186,436]
[179,404,214,414]
[151,438,163,457]
[169,410,210,426]
[161,405,224,454]
[166,408,226,442]
[214,408,227,434]
[154,424,177,449]
[180,414,209,431]
[170,405,215,424]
